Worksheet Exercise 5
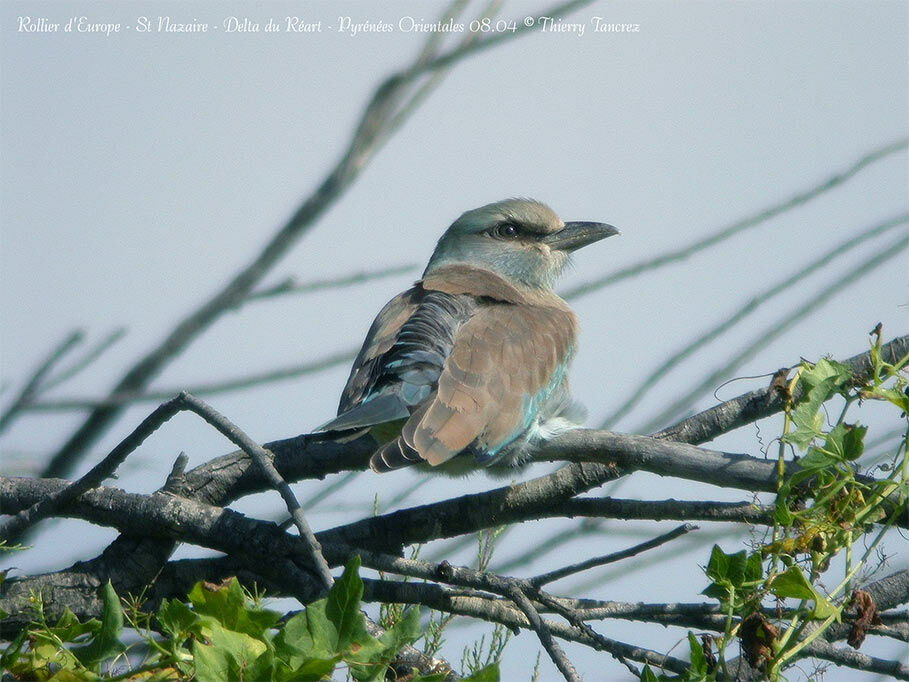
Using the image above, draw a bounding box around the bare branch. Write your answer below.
[3,336,904,681]
[799,639,908,679]
[25,349,358,411]
[529,523,698,587]
[2,391,335,591]
[558,497,772,525]
[1,395,184,540]
[561,138,909,301]
[4,340,900,559]
[0,329,83,434]
[40,328,128,392]
[506,584,581,682]
[174,393,334,591]
[362,578,691,675]
[244,263,417,303]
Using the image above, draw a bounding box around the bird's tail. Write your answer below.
[370,437,423,472]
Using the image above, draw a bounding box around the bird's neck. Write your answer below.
[421,263,569,309]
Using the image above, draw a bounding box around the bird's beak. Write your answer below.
[542,221,620,252]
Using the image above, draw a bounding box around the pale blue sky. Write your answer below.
[2,1,907,679]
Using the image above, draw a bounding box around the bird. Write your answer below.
[316,198,618,474]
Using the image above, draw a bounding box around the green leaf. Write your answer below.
[705,545,731,582]
[687,632,707,676]
[801,358,852,395]
[71,581,125,669]
[811,595,840,621]
[774,493,793,527]
[783,405,824,450]
[244,647,277,681]
[743,550,763,583]
[769,566,815,601]
[275,601,337,664]
[326,556,369,653]
[798,446,839,470]
[866,386,909,412]
[768,566,839,620]
[193,620,270,682]
[462,664,500,681]
[822,422,866,462]
[0,628,28,671]
[702,545,762,599]
[156,598,199,639]
[348,607,422,681]
[49,608,101,642]
[274,656,338,681]
[640,664,660,682]
[841,424,867,460]
[784,359,854,451]
[188,578,280,638]
[192,636,230,682]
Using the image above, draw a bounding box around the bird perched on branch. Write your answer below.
[317,198,618,473]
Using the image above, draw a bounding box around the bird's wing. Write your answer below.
[317,287,476,432]
[336,286,421,414]
[371,302,577,471]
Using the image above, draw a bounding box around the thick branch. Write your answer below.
[3,336,905,675]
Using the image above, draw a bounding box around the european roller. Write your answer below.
[317,198,618,473]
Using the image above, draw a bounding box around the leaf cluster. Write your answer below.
[643,331,908,681]
[2,557,500,682]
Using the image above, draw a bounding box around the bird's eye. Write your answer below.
[492,222,520,239]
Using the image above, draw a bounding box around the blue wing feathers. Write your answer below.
[325,289,476,433]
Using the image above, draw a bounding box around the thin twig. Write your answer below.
[0,330,83,433]
[356,560,692,675]
[561,138,909,301]
[558,497,773,525]
[244,264,417,303]
[531,591,657,678]
[506,584,581,682]
[26,349,357,411]
[0,395,183,541]
[173,393,334,591]
[492,520,601,573]
[40,328,128,392]
[529,523,698,587]
[4,472,903,674]
[640,227,909,432]
[599,212,909,428]
[351,548,676,676]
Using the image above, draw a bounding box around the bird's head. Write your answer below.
[424,198,618,290]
